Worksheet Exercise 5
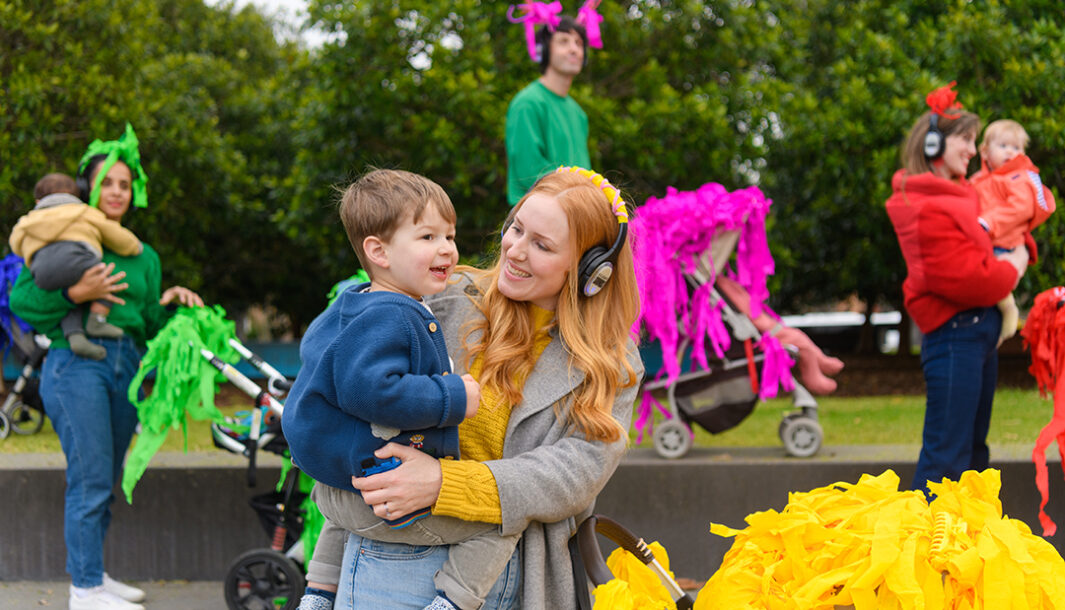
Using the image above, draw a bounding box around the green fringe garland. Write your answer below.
[122,305,238,503]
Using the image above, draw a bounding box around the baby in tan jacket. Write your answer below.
[9,173,142,360]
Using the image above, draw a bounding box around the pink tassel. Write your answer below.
[506,2,563,61]
[575,0,604,48]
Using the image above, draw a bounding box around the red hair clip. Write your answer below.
[926,81,964,117]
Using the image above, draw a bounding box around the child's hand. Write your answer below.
[462,374,480,419]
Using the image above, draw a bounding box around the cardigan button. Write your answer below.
[428,322,438,332]
[442,371,449,375]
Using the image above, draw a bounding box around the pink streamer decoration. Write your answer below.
[575,0,604,49]
[755,334,795,400]
[506,2,563,61]
[631,181,790,400]
[634,380,676,444]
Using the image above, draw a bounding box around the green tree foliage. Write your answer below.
[3,0,1063,335]
[1,0,306,324]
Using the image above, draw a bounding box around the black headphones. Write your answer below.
[924,113,944,160]
[576,218,627,297]
[535,22,588,71]
[75,154,106,201]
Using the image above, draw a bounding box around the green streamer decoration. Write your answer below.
[77,122,149,209]
[326,269,370,307]
[122,305,239,503]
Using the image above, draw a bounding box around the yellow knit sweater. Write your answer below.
[433,306,556,523]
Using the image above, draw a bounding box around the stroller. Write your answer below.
[638,219,826,460]
[1,252,48,440]
[0,323,49,439]
[204,339,316,610]
[630,183,830,459]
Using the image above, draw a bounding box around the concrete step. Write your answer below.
[2,446,1062,585]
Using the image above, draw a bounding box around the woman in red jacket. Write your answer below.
[885,84,1028,496]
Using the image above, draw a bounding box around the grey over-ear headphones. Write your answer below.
[924,114,944,160]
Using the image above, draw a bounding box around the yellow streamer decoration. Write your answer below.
[696,469,1065,610]
[592,540,677,610]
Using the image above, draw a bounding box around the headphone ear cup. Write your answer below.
[75,174,90,201]
[924,129,944,159]
[577,246,612,297]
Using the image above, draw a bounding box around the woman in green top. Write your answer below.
[10,126,202,610]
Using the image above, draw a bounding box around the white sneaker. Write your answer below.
[103,573,147,602]
[69,585,145,610]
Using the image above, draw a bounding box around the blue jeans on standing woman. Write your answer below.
[912,306,1001,496]
[41,337,142,588]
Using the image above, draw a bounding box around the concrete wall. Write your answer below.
[2,448,1063,583]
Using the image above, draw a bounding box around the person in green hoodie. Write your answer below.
[504,15,592,206]
[9,124,203,610]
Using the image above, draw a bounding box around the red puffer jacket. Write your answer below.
[885,169,1017,334]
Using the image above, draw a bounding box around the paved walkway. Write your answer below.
[0,580,225,609]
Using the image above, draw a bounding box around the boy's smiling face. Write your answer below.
[367,205,458,299]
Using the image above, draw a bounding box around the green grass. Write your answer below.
[0,402,251,454]
[628,387,1052,449]
[1,388,1053,455]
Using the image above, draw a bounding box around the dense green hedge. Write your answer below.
[3,0,1062,332]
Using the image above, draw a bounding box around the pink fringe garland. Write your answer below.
[631,182,794,442]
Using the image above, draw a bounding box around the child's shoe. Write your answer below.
[86,314,124,339]
[69,584,144,610]
[68,333,107,360]
[298,587,336,610]
[423,594,459,610]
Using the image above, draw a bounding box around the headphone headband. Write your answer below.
[554,166,628,297]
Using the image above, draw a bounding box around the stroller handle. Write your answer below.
[575,515,694,609]
[227,339,290,395]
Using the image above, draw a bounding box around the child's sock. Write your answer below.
[68,332,107,360]
[297,587,336,610]
[85,313,124,339]
[423,594,459,610]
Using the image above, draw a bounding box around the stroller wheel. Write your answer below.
[223,549,304,610]
[780,416,822,458]
[6,399,45,435]
[653,418,692,459]
[0,409,10,440]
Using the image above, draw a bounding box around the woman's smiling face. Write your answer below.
[936,130,977,180]
[92,161,133,221]
[498,193,575,311]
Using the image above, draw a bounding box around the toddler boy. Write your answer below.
[283,169,520,610]
[972,119,1057,345]
[8,172,142,360]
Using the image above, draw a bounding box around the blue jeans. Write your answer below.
[912,307,1000,496]
[334,532,522,609]
[40,338,142,588]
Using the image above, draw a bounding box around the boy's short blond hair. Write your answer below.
[338,169,456,277]
[980,119,1030,153]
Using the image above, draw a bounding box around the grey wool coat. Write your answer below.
[426,272,643,609]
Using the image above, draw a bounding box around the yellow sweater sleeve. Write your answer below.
[435,459,503,523]
[432,305,555,523]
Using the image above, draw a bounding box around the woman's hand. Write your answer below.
[160,286,205,307]
[999,247,1029,287]
[351,443,443,520]
[66,263,128,305]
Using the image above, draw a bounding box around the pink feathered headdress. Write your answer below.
[507,0,605,61]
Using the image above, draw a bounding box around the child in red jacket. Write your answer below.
[972,119,1056,345]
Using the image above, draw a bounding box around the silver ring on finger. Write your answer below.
[385,501,391,517]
